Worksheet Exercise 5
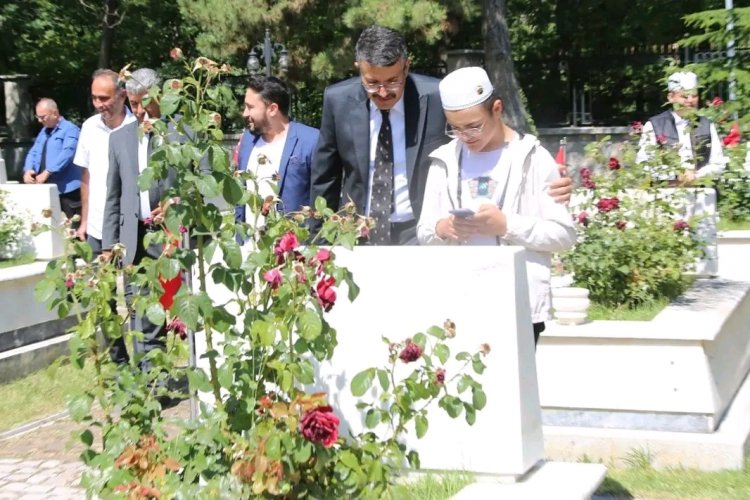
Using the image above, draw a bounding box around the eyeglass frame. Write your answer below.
[35,113,53,121]
[444,120,488,140]
[360,63,408,94]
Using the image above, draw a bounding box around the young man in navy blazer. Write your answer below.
[235,76,319,225]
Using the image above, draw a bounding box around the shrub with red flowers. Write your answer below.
[564,136,701,307]
[36,52,488,499]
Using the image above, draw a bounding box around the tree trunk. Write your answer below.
[97,0,119,69]
[483,0,530,133]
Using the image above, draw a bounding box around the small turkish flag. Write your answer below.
[555,143,566,166]
[159,274,182,310]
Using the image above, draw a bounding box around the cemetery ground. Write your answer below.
[0,360,748,497]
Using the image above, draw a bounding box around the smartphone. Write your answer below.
[449,208,475,218]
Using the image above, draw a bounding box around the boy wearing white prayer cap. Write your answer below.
[417,66,576,345]
[636,70,726,182]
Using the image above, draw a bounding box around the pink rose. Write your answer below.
[435,368,446,385]
[274,232,299,256]
[615,220,627,230]
[398,339,422,363]
[631,121,643,134]
[65,274,75,289]
[673,219,689,231]
[608,157,620,170]
[263,268,283,289]
[656,134,668,145]
[169,47,183,60]
[576,212,589,224]
[315,276,337,312]
[711,96,724,107]
[300,405,340,448]
[315,248,332,264]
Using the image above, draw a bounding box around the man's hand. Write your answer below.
[436,204,507,241]
[75,222,87,241]
[471,204,507,236]
[549,176,573,204]
[22,171,36,184]
[35,171,51,184]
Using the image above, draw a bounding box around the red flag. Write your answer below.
[555,145,566,166]
[159,275,182,310]
[723,123,741,148]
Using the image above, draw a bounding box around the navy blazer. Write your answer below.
[235,121,319,223]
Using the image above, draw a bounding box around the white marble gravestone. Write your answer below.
[196,246,544,479]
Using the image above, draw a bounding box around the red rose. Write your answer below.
[615,220,627,230]
[608,157,621,171]
[263,268,283,289]
[656,134,667,145]
[673,219,689,231]
[576,212,589,224]
[711,96,724,107]
[315,276,337,312]
[723,123,741,148]
[315,248,332,264]
[435,368,446,385]
[169,47,183,60]
[399,339,422,363]
[631,121,643,134]
[167,317,187,340]
[579,167,591,179]
[300,405,339,448]
[596,197,620,213]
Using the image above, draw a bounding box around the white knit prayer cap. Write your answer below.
[439,67,493,111]
[667,71,698,92]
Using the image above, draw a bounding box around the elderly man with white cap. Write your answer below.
[417,66,576,345]
[636,71,726,181]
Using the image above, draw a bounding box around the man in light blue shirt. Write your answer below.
[23,98,81,219]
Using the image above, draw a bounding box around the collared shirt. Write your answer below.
[138,131,151,220]
[367,96,412,222]
[74,108,136,239]
[23,117,81,194]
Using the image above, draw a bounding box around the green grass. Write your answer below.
[0,252,35,270]
[588,298,670,321]
[597,456,750,499]
[391,472,474,499]
[0,360,93,432]
[718,218,750,231]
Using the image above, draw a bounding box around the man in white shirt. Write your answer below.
[636,71,726,181]
[74,69,135,249]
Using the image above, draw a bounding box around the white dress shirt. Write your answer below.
[367,97,412,222]
[138,131,151,220]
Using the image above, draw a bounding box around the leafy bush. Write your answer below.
[36,53,488,498]
[0,190,25,260]
[563,133,702,308]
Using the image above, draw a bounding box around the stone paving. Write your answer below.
[0,458,84,499]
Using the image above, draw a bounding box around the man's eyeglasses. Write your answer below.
[36,113,51,121]
[362,80,405,94]
[445,121,487,140]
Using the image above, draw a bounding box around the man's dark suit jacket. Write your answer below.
[103,121,176,267]
[310,73,448,221]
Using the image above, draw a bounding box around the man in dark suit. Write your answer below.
[311,25,572,245]
[102,68,176,369]
[235,76,319,224]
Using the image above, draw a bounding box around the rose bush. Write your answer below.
[36,53,488,498]
[563,133,702,308]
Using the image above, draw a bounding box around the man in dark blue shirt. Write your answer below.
[23,98,82,219]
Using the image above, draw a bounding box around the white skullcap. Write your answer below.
[667,71,698,92]
[439,66,493,111]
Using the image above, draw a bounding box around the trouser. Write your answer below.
[533,322,545,347]
[59,189,81,223]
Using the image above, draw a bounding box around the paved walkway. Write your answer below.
[0,459,83,499]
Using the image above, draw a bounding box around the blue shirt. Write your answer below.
[24,117,81,194]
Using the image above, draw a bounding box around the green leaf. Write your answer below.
[158,258,180,280]
[217,363,233,389]
[413,332,427,349]
[472,356,486,375]
[472,388,487,410]
[186,367,212,393]
[250,319,275,346]
[67,393,92,421]
[266,435,282,460]
[457,375,472,394]
[34,278,57,304]
[220,239,242,269]
[376,369,390,391]
[293,442,312,463]
[464,404,477,425]
[426,325,446,339]
[297,308,323,341]
[174,296,200,330]
[80,429,94,447]
[365,409,379,429]
[434,343,450,364]
[196,174,220,198]
[339,450,359,470]
[159,93,181,115]
[415,414,428,439]
[146,303,166,326]
[222,176,244,205]
[351,368,375,396]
